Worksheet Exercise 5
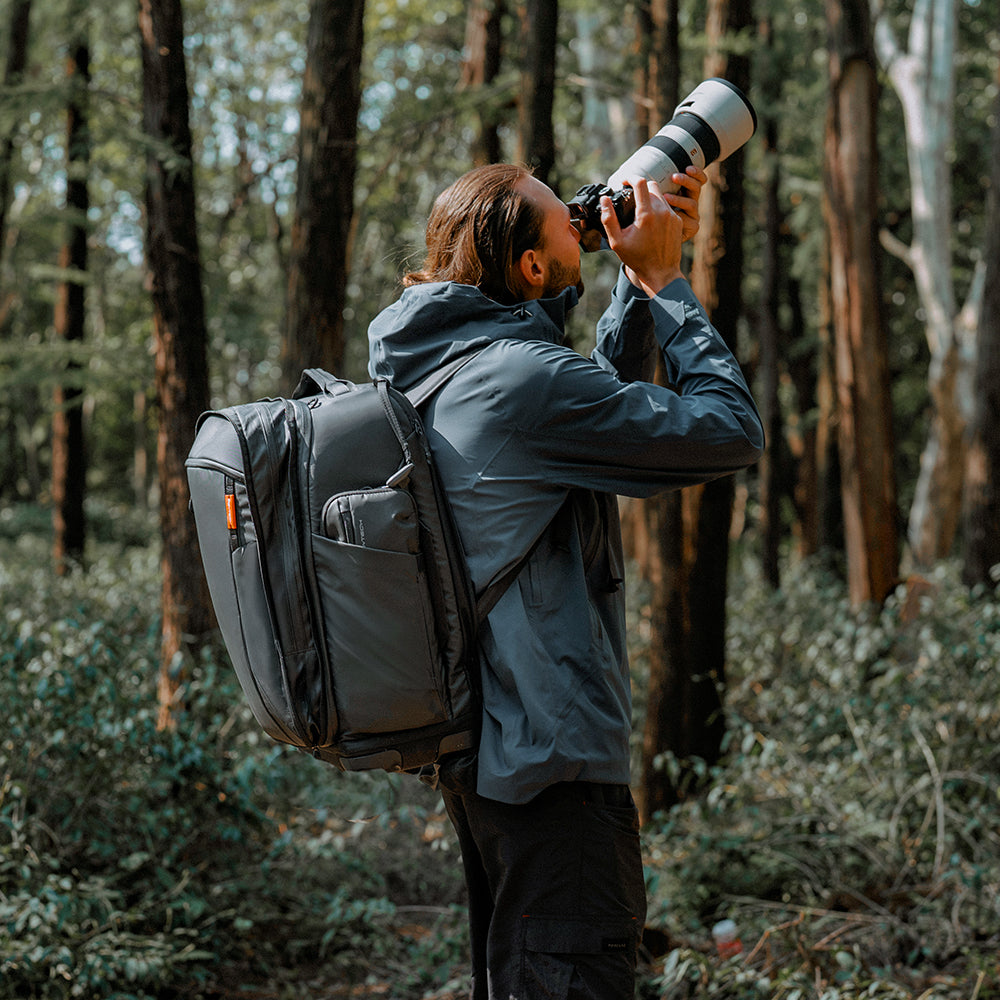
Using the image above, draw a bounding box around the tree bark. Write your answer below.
[815,219,843,554]
[634,0,679,137]
[0,0,31,276]
[962,73,1000,586]
[785,270,825,558]
[282,0,364,386]
[825,0,899,607]
[871,0,963,565]
[758,17,783,588]
[461,0,506,165]
[0,0,33,505]
[52,12,89,574]
[517,0,557,187]
[139,0,213,729]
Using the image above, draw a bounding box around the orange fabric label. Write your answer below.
[225,493,238,530]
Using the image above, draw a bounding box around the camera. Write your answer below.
[567,78,757,252]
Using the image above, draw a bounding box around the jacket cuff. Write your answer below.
[613,267,648,304]
[646,278,695,334]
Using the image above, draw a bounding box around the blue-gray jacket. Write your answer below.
[368,271,764,804]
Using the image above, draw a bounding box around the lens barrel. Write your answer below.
[568,78,757,252]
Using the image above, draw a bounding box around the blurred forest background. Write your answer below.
[2,0,1000,996]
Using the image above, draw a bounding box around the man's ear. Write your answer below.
[516,248,545,296]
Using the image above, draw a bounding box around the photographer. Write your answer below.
[367,163,764,999]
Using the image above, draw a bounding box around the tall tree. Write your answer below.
[0,0,30,277]
[0,0,32,503]
[51,2,89,574]
[517,0,557,186]
[812,215,844,557]
[461,0,506,165]
[870,0,968,566]
[282,0,364,386]
[824,0,898,607]
[634,0,679,135]
[757,14,783,588]
[637,0,752,820]
[138,0,213,728]
[962,72,1000,586]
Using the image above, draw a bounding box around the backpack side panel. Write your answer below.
[185,413,305,745]
[232,400,332,746]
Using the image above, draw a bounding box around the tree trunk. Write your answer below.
[282,0,364,386]
[517,0,557,187]
[0,0,33,505]
[52,14,89,574]
[815,219,843,554]
[758,19,782,588]
[0,0,31,275]
[134,388,149,510]
[825,0,899,607]
[962,73,1000,586]
[634,0,680,135]
[139,0,213,729]
[637,0,750,821]
[871,0,963,565]
[461,0,506,165]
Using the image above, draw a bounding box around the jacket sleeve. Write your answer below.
[490,272,765,498]
[591,270,661,384]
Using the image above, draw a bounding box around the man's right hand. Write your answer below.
[600,177,685,298]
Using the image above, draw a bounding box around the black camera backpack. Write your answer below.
[185,358,521,774]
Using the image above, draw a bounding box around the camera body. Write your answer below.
[568,78,757,252]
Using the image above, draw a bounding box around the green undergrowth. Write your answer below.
[0,515,466,999]
[2,507,999,997]
[636,556,1000,999]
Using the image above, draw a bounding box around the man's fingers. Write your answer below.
[630,177,652,215]
[674,166,707,199]
[600,196,622,244]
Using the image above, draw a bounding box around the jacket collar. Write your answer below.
[368,281,579,390]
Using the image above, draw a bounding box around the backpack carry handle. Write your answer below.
[293,368,354,400]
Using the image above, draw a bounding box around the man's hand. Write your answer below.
[667,166,708,244]
[601,177,685,298]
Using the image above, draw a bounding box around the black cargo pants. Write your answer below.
[440,780,646,1000]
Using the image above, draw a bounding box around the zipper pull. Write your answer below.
[386,463,414,488]
[224,476,240,549]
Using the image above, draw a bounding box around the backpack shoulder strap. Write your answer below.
[402,347,536,622]
[474,538,542,623]
[401,346,543,624]
[404,350,483,410]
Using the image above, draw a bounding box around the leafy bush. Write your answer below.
[640,557,1000,998]
[0,533,466,999]
[6,519,1000,998]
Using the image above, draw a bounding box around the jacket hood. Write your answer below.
[368,281,579,392]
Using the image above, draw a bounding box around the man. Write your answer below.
[367,164,764,999]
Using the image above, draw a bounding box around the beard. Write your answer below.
[542,258,585,299]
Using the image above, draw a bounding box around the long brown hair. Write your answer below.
[403,164,545,305]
